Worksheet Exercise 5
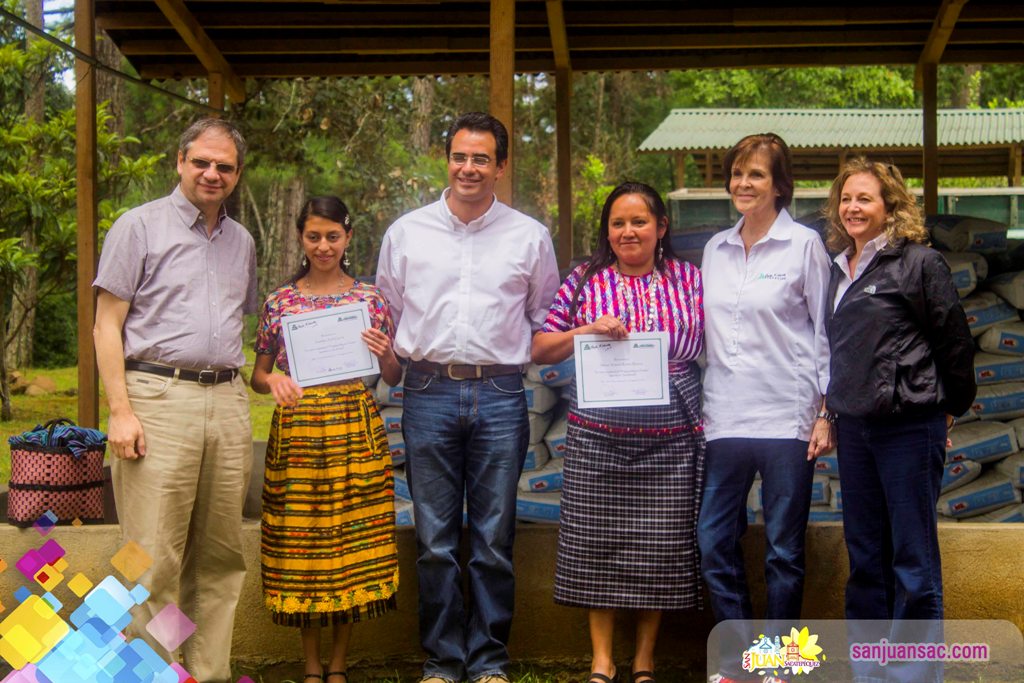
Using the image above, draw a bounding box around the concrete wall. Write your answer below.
[0,521,1021,669]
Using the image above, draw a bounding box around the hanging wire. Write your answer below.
[0,6,223,114]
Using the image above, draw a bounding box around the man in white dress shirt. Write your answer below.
[376,112,559,683]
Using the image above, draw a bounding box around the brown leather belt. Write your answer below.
[125,359,238,385]
[408,359,521,380]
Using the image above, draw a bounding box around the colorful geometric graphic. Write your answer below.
[145,604,196,653]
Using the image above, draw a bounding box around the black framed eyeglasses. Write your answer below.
[187,156,238,175]
[449,152,493,167]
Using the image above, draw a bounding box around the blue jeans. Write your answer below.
[402,368,529,682]
[837,412,945,622]
[698,438,815,622]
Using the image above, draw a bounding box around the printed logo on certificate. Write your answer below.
[573,331,670,409]
[282,302,380,387]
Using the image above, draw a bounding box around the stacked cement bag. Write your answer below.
[516,360,575,522]
[932,215,1024,522]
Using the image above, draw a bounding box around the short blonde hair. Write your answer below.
[825,157,928,253]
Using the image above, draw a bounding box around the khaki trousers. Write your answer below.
[113,370,252,683]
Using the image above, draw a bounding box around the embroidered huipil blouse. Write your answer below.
[541,259,704,368]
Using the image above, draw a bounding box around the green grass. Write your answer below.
[1,350,278,483]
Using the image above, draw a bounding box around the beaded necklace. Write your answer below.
[615,266,661,332]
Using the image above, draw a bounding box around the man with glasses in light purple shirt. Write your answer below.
[93,118,257,683]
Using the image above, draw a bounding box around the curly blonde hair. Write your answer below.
[825,157,928,253]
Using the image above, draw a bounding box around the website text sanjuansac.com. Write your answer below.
[850,639,991,666]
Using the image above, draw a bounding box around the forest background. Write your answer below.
[2,0,1024,422]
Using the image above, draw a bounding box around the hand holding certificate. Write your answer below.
[573,331,670,409]
[282,302,379,387]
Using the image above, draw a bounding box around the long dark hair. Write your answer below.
[568,181,677,321]
[288,195,353,284]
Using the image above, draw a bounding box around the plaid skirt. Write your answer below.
[261,382,399,627]
[554,367,705,610]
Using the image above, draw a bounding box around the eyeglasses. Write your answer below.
[449,152,493,167]
[187,156,238,175]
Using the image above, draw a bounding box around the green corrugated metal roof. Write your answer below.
[638,109,1024,152]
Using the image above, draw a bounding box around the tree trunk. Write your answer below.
[6,0,44,370]
[411,77,435,155]
[253,176,305,296]
[0,293,12,420]
[97,30,126,140]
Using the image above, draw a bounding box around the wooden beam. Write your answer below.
[489,0,515,205]
[153,0,245,103]
[915,0,968,89]
[208,72,225,114]
[547,1,572,268]
[1012,144,1022,187]
[675,154,687,190]
[922,62,939,215]
[75,0,99,428]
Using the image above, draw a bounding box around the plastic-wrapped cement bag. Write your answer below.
[395,499,414,527]
[516,491,561,522]
[974,352,1024,385]
[988,270,1024,309]
[394,467,411,501]
[810,474,831,506]
[978,321,1024,356]
[941,252,978,298]
[523,441,551,472]
[814,451,839,478]
[525,357,575,387]
[374,374,405,407]
[386,431,406,467]
[966,382,1024,421]
[961,292,1018,337]
[808,505,842,522]
[524,378,558,414]
[937,471,1022,518]
[995,452,1024,488]
[380,406,403,433]
[941,460,983,494]
[528,410,554,444]
[1009,416,1024,446]
[544,413,568,457]
[931,215,1007,254]
[829,480,842,511]
[946,420,1018,463]
[965,503,1024,523]
[518,458,564,493]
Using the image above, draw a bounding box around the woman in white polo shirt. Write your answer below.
[699,133,833,683]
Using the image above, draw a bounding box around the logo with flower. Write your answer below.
[742,626,825,677]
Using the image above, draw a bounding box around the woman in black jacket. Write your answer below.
[824,158,975,628]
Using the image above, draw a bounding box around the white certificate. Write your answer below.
[281,302,379,387]
[573,332,670,409]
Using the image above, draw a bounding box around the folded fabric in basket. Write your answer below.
[8,423,107,458]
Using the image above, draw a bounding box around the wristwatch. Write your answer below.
[816,410,838,424]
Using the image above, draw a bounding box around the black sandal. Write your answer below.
[588,672,618,683]
[632,671,655,683]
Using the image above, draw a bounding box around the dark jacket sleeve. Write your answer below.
[916,248,977,416]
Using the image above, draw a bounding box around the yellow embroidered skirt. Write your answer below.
[261,381,399,627]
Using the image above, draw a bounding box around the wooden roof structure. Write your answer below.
[96,0,1024,80]
[68,0,1024,426]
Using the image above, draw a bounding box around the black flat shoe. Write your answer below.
[632,671,655,683]
[588,671,619,683]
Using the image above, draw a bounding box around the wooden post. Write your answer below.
[76,0,99,428]
[208,72,225,114]
[555,67,572,268]
[704,153,714,188]
[1011,144,1022,187]
[489,0,515,204]
[674,153,687,190]
[922,62,939,216]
